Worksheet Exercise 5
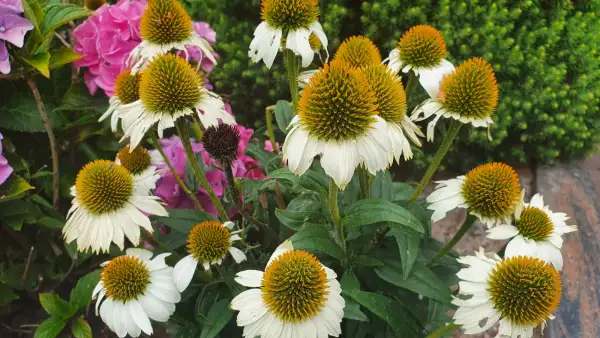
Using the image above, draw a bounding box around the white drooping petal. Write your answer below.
[417,59,455,99]
[249,22,282,69]
[309,21,328,49]
[229,246,247,263]
[383,49,402,73]
[173,254,198,292]
[486,224,520,240]
[505,235,537,259]
[286,28,314,68]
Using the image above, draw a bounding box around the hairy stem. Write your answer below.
[410,120,462,200]
[358,167,371,199]
[284,50,300,109]
[328,178,346,252]
[27,78,60,209]
[265,105,279,154]
[429,214,476,266]
[176,120,228,221]
[224,164,267,231]
[149,133,204,211]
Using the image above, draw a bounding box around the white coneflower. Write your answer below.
[383,25,455,97]
[453,248,562,338]
[99,69,141,133]
[115,146,161,194]
[411,57,498,141]
[92,248,181,338]
[426,162,521,228]
[128,0,216,73]
[361,63,423,164]
[118,53,234,150]
[249,0,328,69]
[487,193,577,271]
[63,160,168,253]
[231,241,345,338]
[172,221,246,292]
[282,60,392,189]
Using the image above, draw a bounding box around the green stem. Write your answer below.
[175,120,229,221]
[328,178,346,252]
[358,167,371,199]
[284,50,300,109]
[216,265,236,293]
[149,133,204,211]
[426,323,459,338]
[429,214,476,266]
[265,105,279,154]
[410,120,462,200]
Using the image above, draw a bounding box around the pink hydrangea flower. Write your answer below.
[0,133,13,185]
[149,122,272,216]
[0,5,34,74]
[73,0,219,96]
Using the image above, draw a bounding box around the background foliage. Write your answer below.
[187,0,600,170]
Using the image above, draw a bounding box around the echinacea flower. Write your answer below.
[92,248,181,338]
[63,160,168,253]
[333,35,381,68]
[453,248,561,338]
[0,133,13,185]
[0,6,34,74]
[282,60,392,189]
[411,57,498,141]
[119,53,233,150]
[361,63,423,163]
[383,25,454,99]
[249,0,327,69]
[426,162,521,228]
[128,0,215,73]
[487,193,577,271]
[172,220,246,292]
[99,69,141,132]
[231,241,345,338]
[115,146,161,194]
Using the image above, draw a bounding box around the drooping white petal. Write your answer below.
[486,224,520,240]
[229,246,247,263]
[234,270,264,288]
[417,59,455,99]
[173,254,198,292]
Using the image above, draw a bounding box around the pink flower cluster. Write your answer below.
[0,133,13,185]
[73,0,218,96]
[150,114,273,216]
[0,0,34,74]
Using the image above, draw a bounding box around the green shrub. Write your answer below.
[188,0,600,168]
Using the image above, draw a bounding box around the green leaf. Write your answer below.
[392,182,415,202]
[21,52,51,77]
[289,225,345,260]
[184,152,206,192]
[0,93,62,132]
[374,260,452,304]
[388,227,420,278]
[275,201,324,231]
[40,4,91,35]
[37,216,64,229]
[354,255,384,267]
[298,170,328,197]
[344,290,420,336]
[199,299,233,338]
[274,100,293,132]
[70,317,92,338]
[39,293,76,319]
[0,284,19,306]
[22,0,44,31]
[342,199,424,233]
[0,174,34,202]
[343,296,369,322]
[34,317,66,338]
[370,171,393,200]
[69,270,101,311]
[267,168,299,186]
[340,270,360,290]
[49,48,82,69]
[154,209,217,234]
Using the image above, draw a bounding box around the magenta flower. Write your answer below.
[0,6,34,74]
[73,0,219,96]
[73,0,146,96]
[0,133,13,185]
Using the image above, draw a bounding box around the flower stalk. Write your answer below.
[358,167,371,199]
[284,49,300,109]
[328,178,346,252]
[149,133,204,211]
[265,105,279,153]
[411,120,462,200]
[175,120,229,221]
[429,214,476,266]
